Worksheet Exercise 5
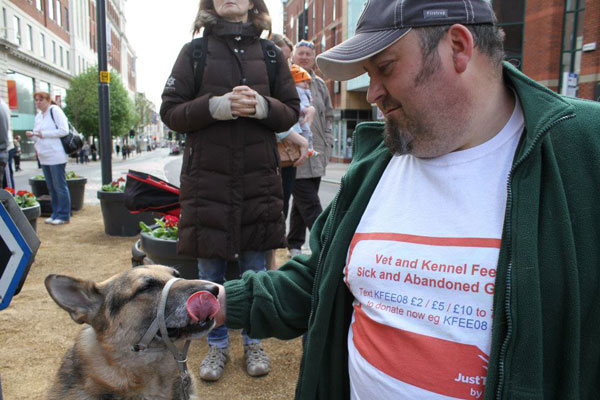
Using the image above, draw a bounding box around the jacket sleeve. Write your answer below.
[257,47,300,133]
[224,200,333,340]
[159,42,218,133]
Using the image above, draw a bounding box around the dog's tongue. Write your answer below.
[186,291,220,323]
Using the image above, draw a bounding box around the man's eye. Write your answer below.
[378,63,392,74]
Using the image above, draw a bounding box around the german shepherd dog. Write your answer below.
[45,265,220,400]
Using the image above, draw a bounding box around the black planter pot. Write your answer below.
[97,191,158,236]
[28,177,87,211]
[21,204,41,231]
[139,232,198,279]
[68,178,86,210]
[28,178,48,197]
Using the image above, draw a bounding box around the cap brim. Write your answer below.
[316,28,411,81]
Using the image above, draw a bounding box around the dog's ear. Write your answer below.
[45,274,104,325]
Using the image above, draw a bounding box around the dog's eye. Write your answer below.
[135,279,161,295]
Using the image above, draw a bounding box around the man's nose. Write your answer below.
[366,75,386,105]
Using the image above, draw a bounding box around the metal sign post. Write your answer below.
[97,0,112,185]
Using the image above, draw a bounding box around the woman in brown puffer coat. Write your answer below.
[160,0,299,383]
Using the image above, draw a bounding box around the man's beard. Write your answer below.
[384,116,414,155]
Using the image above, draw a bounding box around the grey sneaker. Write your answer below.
[244,343,270,377]
[199,346,229,382]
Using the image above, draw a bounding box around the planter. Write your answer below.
[68,178,87,211]
[20,204,41,232]
[139,232,198,279]
[28,177,87,211]
[97,191,158,236]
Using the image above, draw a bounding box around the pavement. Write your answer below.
[11,150,350,206]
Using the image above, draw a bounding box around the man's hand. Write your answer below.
[283,131,309,166]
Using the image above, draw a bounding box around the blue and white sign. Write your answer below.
[0,203,33,310]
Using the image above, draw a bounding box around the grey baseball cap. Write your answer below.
[316,0,496,81]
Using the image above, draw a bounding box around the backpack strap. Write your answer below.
[260,38,279,96]
[48,106,58,129]
[191,36,279,96]
[191,36,209,96]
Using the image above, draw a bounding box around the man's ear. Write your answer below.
[447,24,474,74]
[45,274,104,325]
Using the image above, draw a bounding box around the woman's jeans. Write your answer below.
[198,251,266,349]
[42,163,71,221]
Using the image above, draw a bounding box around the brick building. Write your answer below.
[282,0,600,162]
[0,0,137,158]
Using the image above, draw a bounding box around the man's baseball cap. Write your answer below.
[316,0,496,81]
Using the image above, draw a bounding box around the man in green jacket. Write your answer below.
[207,0,600,398]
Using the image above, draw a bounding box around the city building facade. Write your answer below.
[0,0,138,158]
[282,0,600,162]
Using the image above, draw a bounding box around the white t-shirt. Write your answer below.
[345,100,524,400]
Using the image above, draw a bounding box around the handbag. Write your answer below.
[277,141,301,168]
[49,106,83,156]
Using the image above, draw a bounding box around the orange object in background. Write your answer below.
[7,80,18,109]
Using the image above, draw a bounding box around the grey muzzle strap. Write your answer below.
[131,277,192,398]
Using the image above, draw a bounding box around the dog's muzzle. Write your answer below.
[131,278,217,399]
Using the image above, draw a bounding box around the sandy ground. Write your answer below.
[0,205,302,399]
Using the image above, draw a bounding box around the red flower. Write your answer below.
[17,190,29,196]
[164,215,179,228]
[4,187,15,194]
[117,177,126,182]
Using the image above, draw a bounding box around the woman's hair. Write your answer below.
[33,91,51,101]
[193,0,272,35]
[269,33,293,53]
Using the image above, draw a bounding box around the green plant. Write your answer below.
[4,188,39,208]
[33,171,81,180]
[101,177,126,192]
[140,216,179,240]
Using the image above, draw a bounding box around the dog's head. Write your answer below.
[45,265,220,348]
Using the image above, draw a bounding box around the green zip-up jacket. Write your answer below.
[225,63,600,399]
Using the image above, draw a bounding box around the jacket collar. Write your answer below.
[207,20,259,38]
[502,62,576,161]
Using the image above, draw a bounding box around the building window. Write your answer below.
[52,40,56,63]
[59,45,63,66]
[560,0,586,95]
[66,50,70,70]
[2,8,7,39]
[40,33,46,57]
[64,7,69,32]
[492,0,525,69]
[26,24,33,51]
[36,0,43,11]
[56,1,61,26]
[332,0,336,20]
[48,0,54,20]
[13,16,21,45]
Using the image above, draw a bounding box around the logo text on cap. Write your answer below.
[424,9,449,19]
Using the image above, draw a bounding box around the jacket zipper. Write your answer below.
[186,148,193,175]
[299,134,361,397]
[495,113,575,399]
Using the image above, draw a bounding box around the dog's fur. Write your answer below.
[45,265,218,400]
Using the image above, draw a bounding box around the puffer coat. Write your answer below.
[160,20,300,261]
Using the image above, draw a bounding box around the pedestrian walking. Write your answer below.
[160,0,299,382]
[192,0,600,398]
